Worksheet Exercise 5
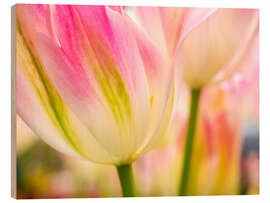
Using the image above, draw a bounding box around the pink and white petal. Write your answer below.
[16,28,116,163]
[133,7,168,56]
[128,8,215,151]
[16,67,81,159]
[170,8,216,89]
[172,7,216,53]
[33,33,126,160]
[74,6,152,160]
[28,5,125,158]
[212,10,259,84]
[220,32,259,96]
[133,7,215,58]
[125,14,176,154]
[74,5,150,106]
[180,8,259,88]
[158,7,189,57]
[17,67,116,164]
[48,5,102,102]
[16,4,54,44]
[136,81,175,156]
[51,6,152,155]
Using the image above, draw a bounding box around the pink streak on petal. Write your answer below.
[74,5,150,98]
[16,4,54,41]
[34,33,98,104]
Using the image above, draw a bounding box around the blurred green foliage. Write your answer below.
[17,140,64,198]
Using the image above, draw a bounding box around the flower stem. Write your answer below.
[178,88,201,196]
[116,163,136,197]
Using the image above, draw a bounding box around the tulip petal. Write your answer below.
[213,23,259,84]
[133,7,168,56]
[124,16,176,154]
[180,8,259,88]
[128,7,216,154]
[33,33,126,161]
[17,5,176,164]
[34,5,161,162]
[16,4,57,48]
[133,7,215,58]
[16,22,117,164]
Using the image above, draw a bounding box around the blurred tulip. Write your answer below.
[16,4,175,166]
[179,8,259,89]
[133,7,259,195]
[134,7,259,89]
[132,7,215,98]
[172,33,259,194]
[132,7,215,59]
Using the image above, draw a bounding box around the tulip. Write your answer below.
[133,7,259,195]
[132,7,215,96]
[16,4,176,197]
[134,7,259,88]
[174,31,258,195]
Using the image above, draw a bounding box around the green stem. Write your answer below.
[116,164,136,197]
[178,88,201,196]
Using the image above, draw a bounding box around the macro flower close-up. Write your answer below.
[13,4,260,199]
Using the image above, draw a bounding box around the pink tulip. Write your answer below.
[172,34,259,194]
[133,7,215,58]
[133,7,259,89]
[16,4,175,165]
